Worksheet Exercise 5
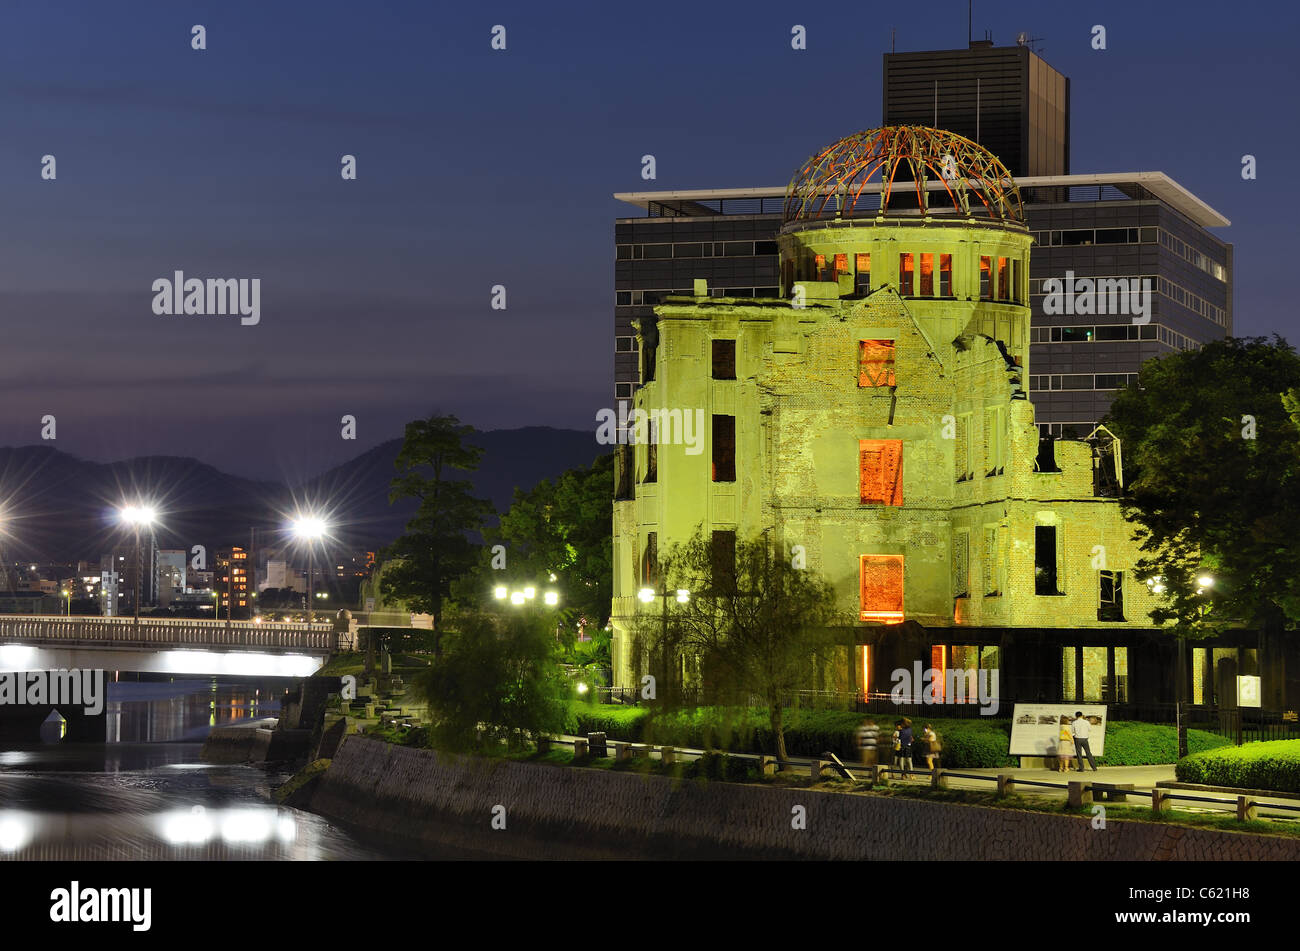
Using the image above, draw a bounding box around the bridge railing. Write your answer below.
[0,615,335,652]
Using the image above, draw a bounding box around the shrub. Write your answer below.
[1100,721,1230,765]
[1176,739,1300,792]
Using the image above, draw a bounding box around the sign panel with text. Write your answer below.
[1008,703,1108,757]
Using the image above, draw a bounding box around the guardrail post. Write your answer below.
[572,738,588,758]
[811,759,830,780]
[1067,781,1092,808]
[996,774,1015,797]
[536,736,551,754]
[659,746,675,765]
[1151,789,1170,813]
[612,741,629,762]
[758,755,776,777]
[930,768,947,789]
[1236,796,1257,821]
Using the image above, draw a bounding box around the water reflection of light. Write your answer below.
[0,813,36,853]
[220,808,276,843]
[159,650,321,677]
[160,805,215,845]
[0,751,33,767]
[277,816,297,843]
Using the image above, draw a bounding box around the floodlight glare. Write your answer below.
[637,588,655,603]
[523,586,536,600]
[543,590,559,606]
[676,589,690,604]
[1197,575,1214,589]
[510,591,526,606]
[493,586,508,600]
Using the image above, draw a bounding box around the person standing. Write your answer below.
[1056,716,1075,772]
[896,718,914,777]
[856,718,879,766]
[1071,711,1098,771]
[922,723,941,771]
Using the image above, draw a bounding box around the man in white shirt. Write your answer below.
[1071,711,1098,771]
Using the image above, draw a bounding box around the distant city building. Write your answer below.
[156,549,187,608]
[214,547,250,620]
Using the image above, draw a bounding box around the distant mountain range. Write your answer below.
[0,428,605,564]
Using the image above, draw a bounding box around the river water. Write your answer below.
[0,678,406,861]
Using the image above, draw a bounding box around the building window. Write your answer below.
[1099,570,1125,621]
[615,336,636,352]
[644,428,657,484]
[859,439,903,506]
[833,253,848,277]
[979,256,992,300]
[615,382,633,400]
[711,530,736,591]
[711,339,736,380]
[641,533,658,586]
[955,413,973,482]
[858,339,896,387]
[855,253,871,295]
[984,406,1006,475]
[814,253,826,280]
[1035,525,1062,595]
[1062,646,1128,702]
[899,253,914,296]
[860,555,904,623]
[952,531,969,598]
[940,254,952,297]
[982,526,1000,596]
[997,257,1009,301]
[712,414,735,482]
[919,253,934,296]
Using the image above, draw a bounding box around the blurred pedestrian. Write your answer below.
[1056,715,1074,772]
[856,717,879,766]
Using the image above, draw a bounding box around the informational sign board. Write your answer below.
[364,597,376,613]
[1238,675,1262,708]
[1008,703,1108,757]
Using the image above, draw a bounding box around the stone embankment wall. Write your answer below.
[296,736,1300,860]
[201,724,311,764]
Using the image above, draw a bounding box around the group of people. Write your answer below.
[855,717,941,777]
[1054,711,1099,772]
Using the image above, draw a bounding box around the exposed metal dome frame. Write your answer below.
[783,126,1024,225]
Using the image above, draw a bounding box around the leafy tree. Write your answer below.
[1104,336,1300,639]
[488,453,614,628]
[380,414,494,653]
[642,529,844,762]
[410,609,573,751]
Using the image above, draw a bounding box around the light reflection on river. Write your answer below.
[0,679,408,861]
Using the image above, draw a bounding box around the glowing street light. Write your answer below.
[523,586,536,600]
[119,503,158,623]
[543,590,559,606]
[493,585,508,600]
[510,591,526,606]
[291,515,329,624]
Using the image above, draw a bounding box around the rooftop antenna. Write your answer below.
[968,0,972,45]
[1016,31,1046,53]
[891,27,896,54]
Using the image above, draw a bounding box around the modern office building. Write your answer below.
[613,41,1231,441]
[156,549,187,608]
[610,126,1281,710]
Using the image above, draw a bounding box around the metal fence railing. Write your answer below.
[0,614,334,652]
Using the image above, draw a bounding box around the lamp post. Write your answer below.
[119,505,156,627]
[639,582,689,702]
[61,588,70,617]
[292,516,327,624]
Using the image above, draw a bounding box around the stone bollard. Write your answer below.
[1067,781,1092,808]
[572,738,588,758]
[996,774,1015,797]
[930,768,947,789]
[1237,796,1257,821]
[363,703,376,719]
[659,746,675,765]
[536,736,551,754]
[811,760,831,781]
[759,755,776,777]
[339,701,350,715]
[868,764,888,787]
[613,742,630,761]
[1151,788,1170,813]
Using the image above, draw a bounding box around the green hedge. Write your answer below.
[1176,739,1300,793]
[568,703,1233,769]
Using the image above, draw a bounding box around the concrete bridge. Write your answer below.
[0,615,343,677]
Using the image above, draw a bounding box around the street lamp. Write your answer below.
[291,516,327,624]
[61,589,70,617]
[119,504,156,625]
[640,582,689,701]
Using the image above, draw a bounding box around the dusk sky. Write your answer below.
[1,0,1295,481]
